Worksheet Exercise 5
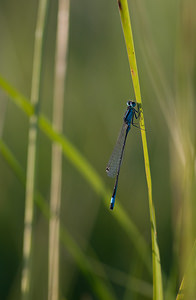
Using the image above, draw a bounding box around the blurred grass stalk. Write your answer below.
[21,0,50,299]
[174,0,196,298]
[117,0,163,299]
[176,241,196,300]
[48,1,70,300]
[89,257,152,298]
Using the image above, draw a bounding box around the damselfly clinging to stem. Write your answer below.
[106,100,139,210]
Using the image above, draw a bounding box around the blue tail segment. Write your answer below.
[110,196,115,210]
[110,178,118,210]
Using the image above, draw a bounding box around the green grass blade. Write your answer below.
[117,0,163,299]
[0,76,33,117]
[0,74,152,274]
[0,140,26,183]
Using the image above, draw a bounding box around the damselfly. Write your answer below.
[106,100,139,210]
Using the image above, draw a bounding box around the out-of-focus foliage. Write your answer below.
[0,0,196,299]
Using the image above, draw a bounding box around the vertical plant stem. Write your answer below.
[117,1,163,299]
[21,0,50,299]
[48,1,70,300]
[174,1,196,297]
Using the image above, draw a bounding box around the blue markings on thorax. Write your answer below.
[124,107,134,128]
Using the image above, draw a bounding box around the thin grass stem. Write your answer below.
[117,1,163,298]
[174,1,196,298]
[48,1,70,300]
[21,0,50,299]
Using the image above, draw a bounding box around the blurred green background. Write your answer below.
[0,0,196,299]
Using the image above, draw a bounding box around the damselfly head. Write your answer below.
[127,100,136,107]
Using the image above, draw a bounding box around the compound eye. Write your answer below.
[127,100,136,107]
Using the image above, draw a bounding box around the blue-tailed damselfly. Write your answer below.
[106,100,139,210]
